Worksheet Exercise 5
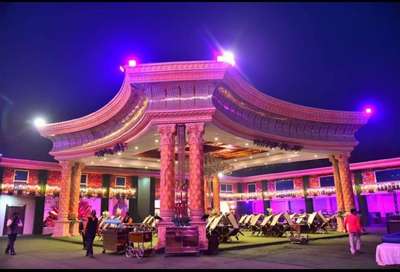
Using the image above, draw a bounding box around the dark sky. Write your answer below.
[0,3,399,164]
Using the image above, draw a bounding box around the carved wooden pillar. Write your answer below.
[69,162,85,236]
[329,155,345,232]
[212,175,221,214]
[156,124,176,250]
[53,160,73,237]
[336,153,356,213]
[204,176,210,214]
[187,122,207,250]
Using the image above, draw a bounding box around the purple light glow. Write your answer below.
[119,66,125,72]
[363,105,375,115]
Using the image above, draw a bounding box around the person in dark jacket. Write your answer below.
[85,210,98,258]
[5,212,23,255]
[79,218,87,250]
[122,212,133,224]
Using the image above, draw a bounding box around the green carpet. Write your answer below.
[52,231,348,251]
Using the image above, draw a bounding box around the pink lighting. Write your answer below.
[217,51,235,66]
[365,107,372,114]
[119,66,125,72]
[128,59,137,67]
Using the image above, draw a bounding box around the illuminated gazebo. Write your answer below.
[37,53,370,250]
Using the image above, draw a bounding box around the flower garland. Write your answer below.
[0,183,42,196]
[0,184,135,198]
[109,187,136,199]
[306,187,336,197]
[79,187,107,198]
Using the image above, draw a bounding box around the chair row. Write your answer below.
[238,212,337,237]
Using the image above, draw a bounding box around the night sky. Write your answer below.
[0,3,399,164]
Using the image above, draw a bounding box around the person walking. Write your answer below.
[5,212,23,255]
[344,208,364,255]
[79,217,87,250]
[85,210,98,258]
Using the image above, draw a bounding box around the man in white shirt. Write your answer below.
[5,212,23,255]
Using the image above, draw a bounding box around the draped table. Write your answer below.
[376,243,400,266]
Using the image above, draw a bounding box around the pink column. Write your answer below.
[53,160,73,237]
[329,155,345,232]
[336,153,356,213]
[187,122,208,250]
[156,124,176,250]
[69,162,85,236]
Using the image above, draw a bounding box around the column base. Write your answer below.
[336,216,345,232]
[191,217,208,251]
[52,220,71,237]
[69,221,80,236]
[155,220,174,250]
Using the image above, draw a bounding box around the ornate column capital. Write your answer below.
[334,152,351,163]
[328,154,337,164]
[158,124,176,144]
[186,122,205,144]
[59,160,74,170]
[73,161,85,171]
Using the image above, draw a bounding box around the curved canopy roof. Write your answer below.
[38,60,370,163]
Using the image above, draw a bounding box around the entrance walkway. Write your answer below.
[0,234,391,269]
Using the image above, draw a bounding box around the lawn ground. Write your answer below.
[0,233,398,269]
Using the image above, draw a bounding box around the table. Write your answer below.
[376,243,400,266]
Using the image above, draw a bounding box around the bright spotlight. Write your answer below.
[128,59,137,67]
[33,117,47,128]
[119,65,125,72]
[217,51,235,66]
[364,106,373,115]
[218,172,224,178]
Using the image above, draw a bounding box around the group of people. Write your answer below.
[78,209,134,258]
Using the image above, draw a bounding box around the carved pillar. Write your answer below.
[69,162,85,236]
[336,153,356,213]
[212,175,221,214]
[204,176,210,214]
[176,124,187,217]
[156,124,176,250]
[53,161,73,237]
[329,155,345,232]
[187,122,207,250]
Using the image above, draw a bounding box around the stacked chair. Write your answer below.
[206,213,244,243]
[238,214,249,227]
[259,213,288,237]
[241,214,254,230]
[248,214,264,234]
[255,214,274,236]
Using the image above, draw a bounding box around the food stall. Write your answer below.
[101,219,134,254]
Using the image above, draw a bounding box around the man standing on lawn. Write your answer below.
[85,210,98,258]
[344,208,364,255]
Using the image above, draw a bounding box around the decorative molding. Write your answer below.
[38,78,132,136]
[0,157,61,171]
[253,139,303,151]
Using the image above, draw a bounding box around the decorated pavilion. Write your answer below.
[36,57,370,250]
